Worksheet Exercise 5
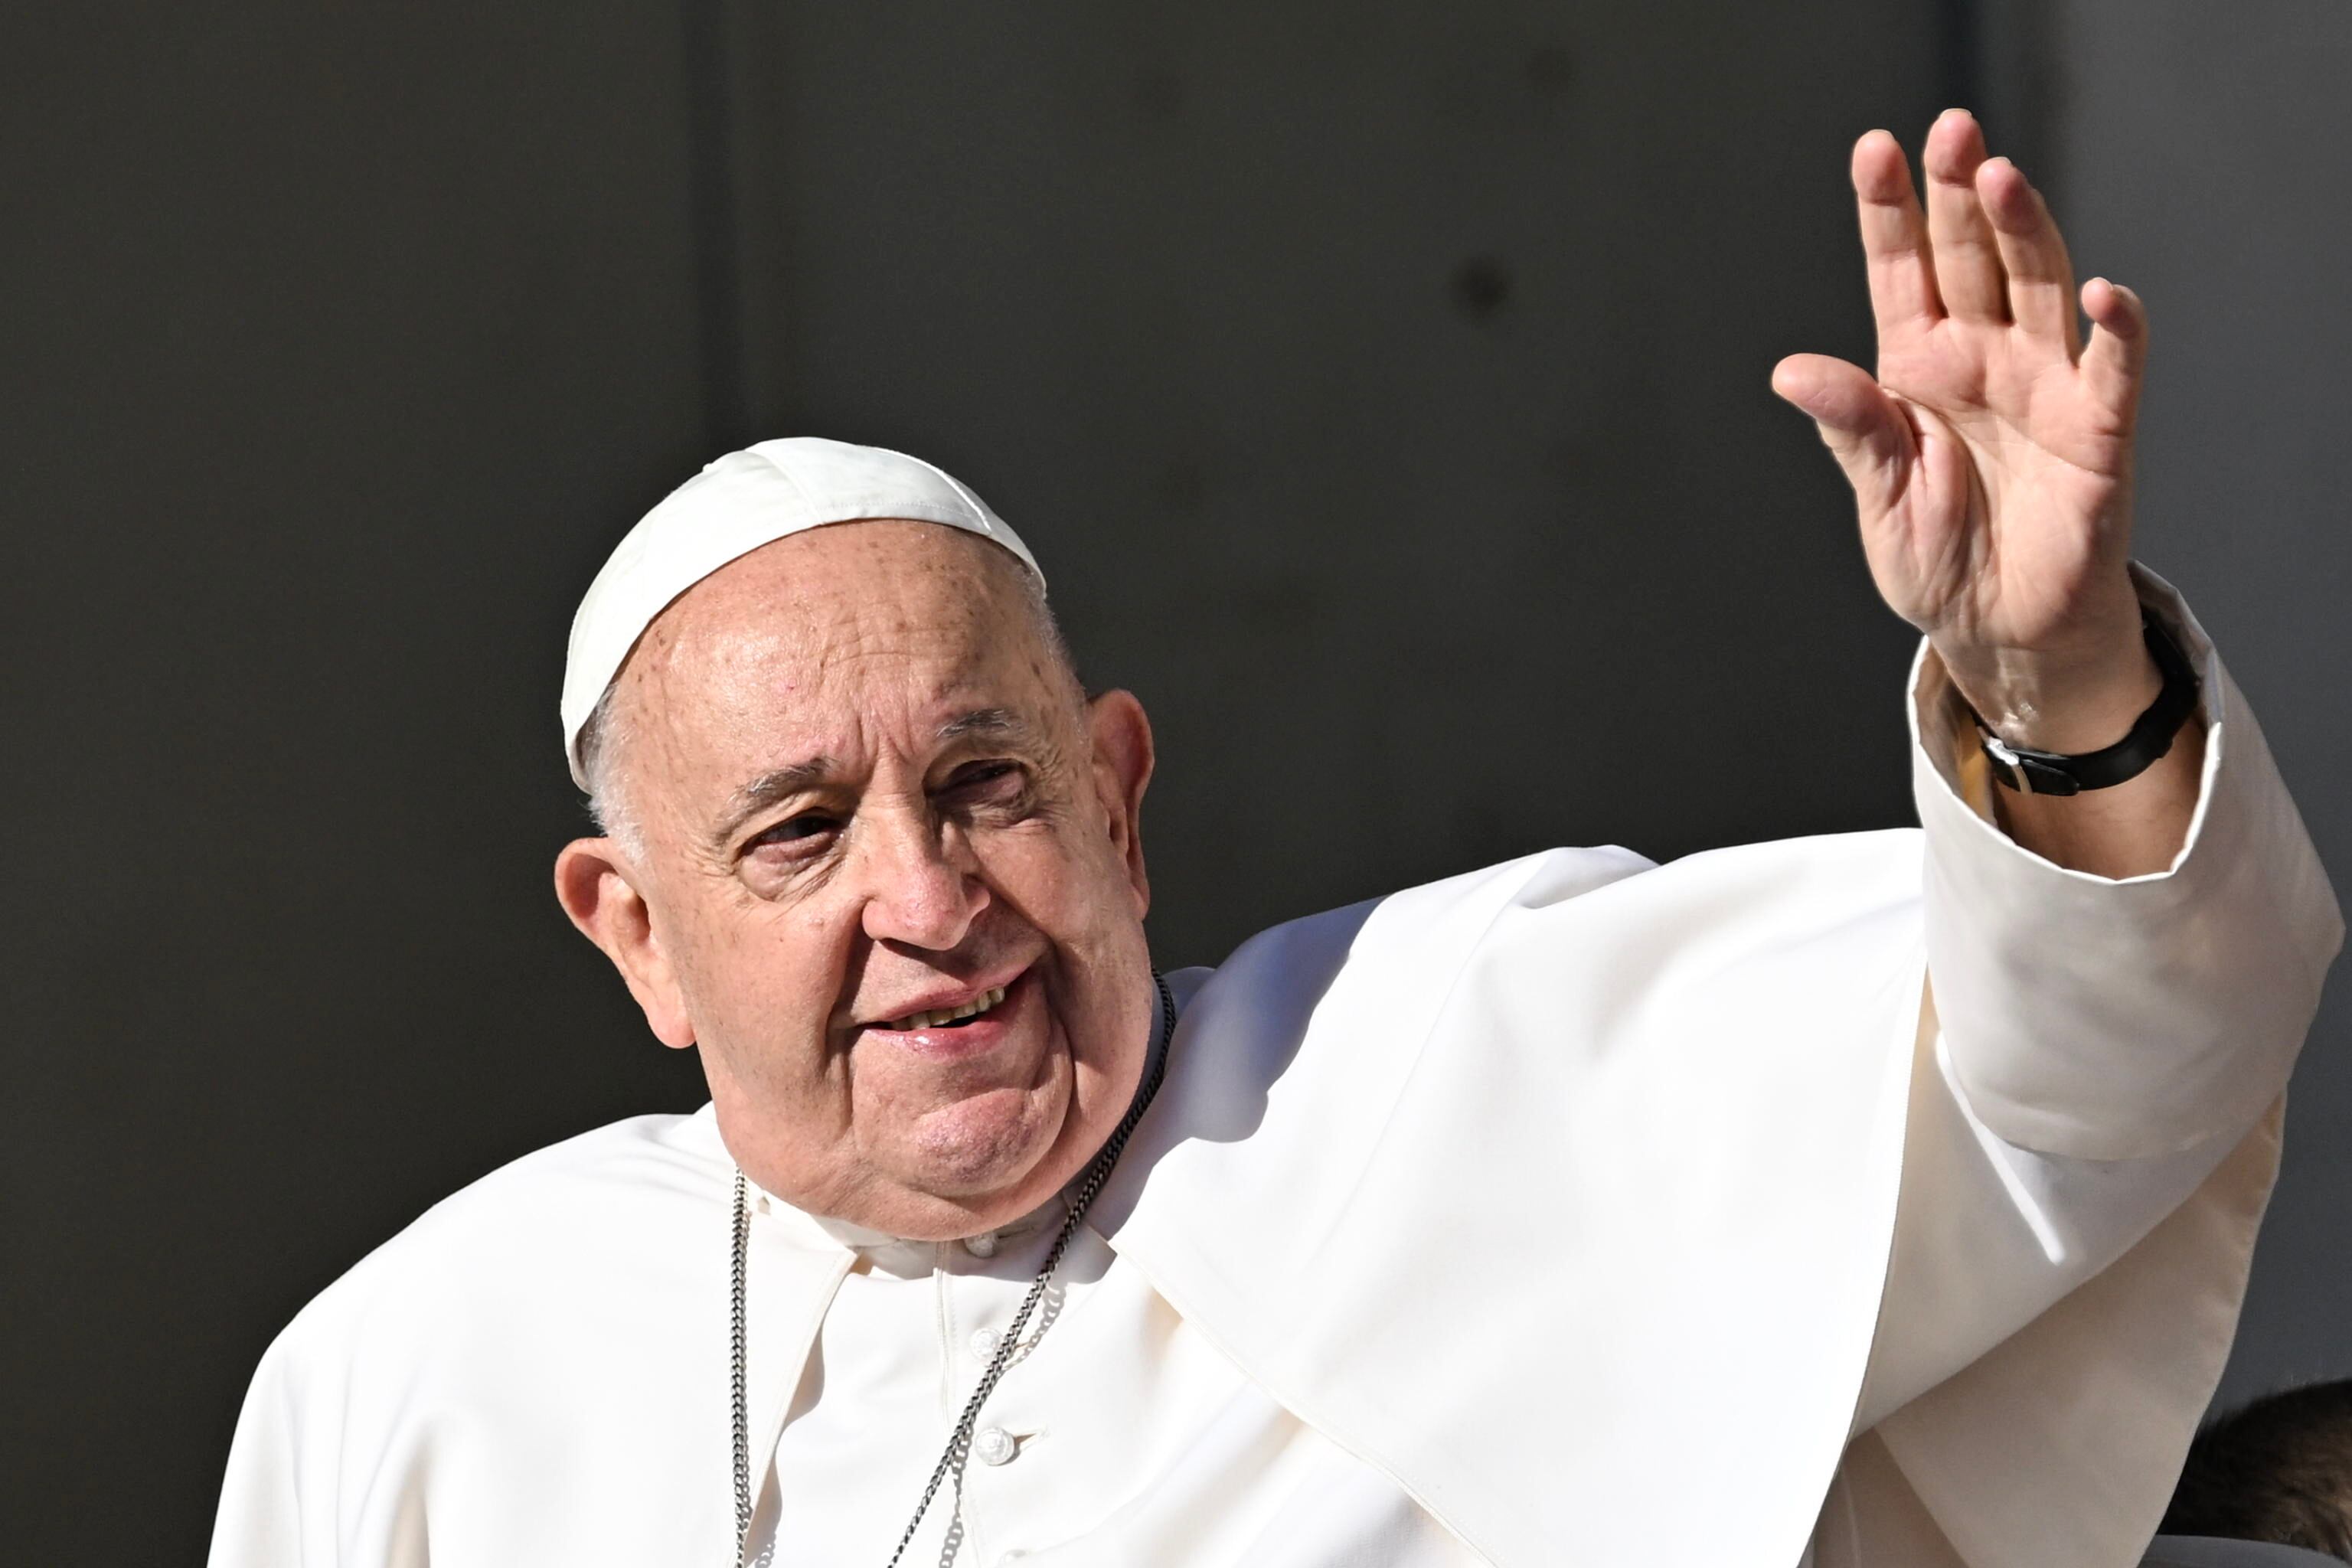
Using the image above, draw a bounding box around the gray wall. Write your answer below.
[5,5,720,1553]
[5,3,2344,1558]
[724,0,1943,938]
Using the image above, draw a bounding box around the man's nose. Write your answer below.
[855,811,988,950]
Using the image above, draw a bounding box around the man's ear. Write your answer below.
[1085,689,1155,916]
[553,839,697,1050]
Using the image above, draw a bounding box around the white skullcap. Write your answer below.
[560,436,1044,788]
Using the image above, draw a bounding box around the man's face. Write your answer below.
[559,521,1155,1240]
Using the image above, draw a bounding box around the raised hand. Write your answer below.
[1773,109,2158,756]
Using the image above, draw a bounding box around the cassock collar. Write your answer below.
[801,1191,1072,1276]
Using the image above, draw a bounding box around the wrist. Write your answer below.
[1933,608,2160,756]
[1942,610,2202,799]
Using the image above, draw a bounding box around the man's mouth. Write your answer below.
[878,986,1009,1034]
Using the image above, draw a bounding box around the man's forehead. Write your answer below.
[613,528,1063,786]
[629,521,1037,692]
[638,636,1040,745]
[678,518,1011,619]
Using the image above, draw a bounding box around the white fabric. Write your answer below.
[754,1176,1478,1566]
[560,437,1042,787]
[211,577,2342,1568]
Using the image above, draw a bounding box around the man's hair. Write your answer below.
[2163,1380,2352,1560]
[576,680,645,851]
[576,543,1082,854]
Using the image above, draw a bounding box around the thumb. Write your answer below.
[1771,353,1916,515]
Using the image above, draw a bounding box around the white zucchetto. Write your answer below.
[559,436,1044,787]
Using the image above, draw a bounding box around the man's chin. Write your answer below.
[897,1086,1069,1208]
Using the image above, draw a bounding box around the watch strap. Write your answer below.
[1970,616,2202,796]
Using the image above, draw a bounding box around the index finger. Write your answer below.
[1851,129,1943,338]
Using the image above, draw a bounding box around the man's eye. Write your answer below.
[946,761,1024,798]
[751,813,838,849]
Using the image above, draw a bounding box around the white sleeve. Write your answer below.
[1916,571,2337,1166]
[207,1334,319,1568]
[1820,569,2343,1568]
[208,1290,429,1568]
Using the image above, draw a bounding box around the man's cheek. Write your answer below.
[993,832,1119,915]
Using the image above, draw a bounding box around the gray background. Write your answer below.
[5,2,2346,1557]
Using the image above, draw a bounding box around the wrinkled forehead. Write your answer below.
[625,521,1044,720]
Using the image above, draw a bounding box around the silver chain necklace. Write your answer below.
[728,969,1177,1568]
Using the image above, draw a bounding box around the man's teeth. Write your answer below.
[883,987,1008,1033]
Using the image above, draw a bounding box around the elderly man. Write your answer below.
[210,113,2340,1568]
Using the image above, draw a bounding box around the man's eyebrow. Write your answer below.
[704,713,1044,850]
[708,757,838,851]
[937,706,1067,773]
[936,707,1034,744]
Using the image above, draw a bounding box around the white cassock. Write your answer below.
[207,575,2342,1568]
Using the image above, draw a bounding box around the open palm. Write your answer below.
[1774,110,2149,675]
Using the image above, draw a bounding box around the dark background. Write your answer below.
[8,3,2348,1558]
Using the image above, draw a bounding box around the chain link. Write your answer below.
[730,1167,752,1566]
[727,970,1177,1568]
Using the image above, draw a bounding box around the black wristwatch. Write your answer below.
[1967,616,2202,796]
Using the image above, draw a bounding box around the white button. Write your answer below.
[962,1232,998,1258]
[973,1426,1018,1466]
[970,1327,1002,1359]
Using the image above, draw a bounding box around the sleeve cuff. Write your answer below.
[1908,564,2344,1160]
